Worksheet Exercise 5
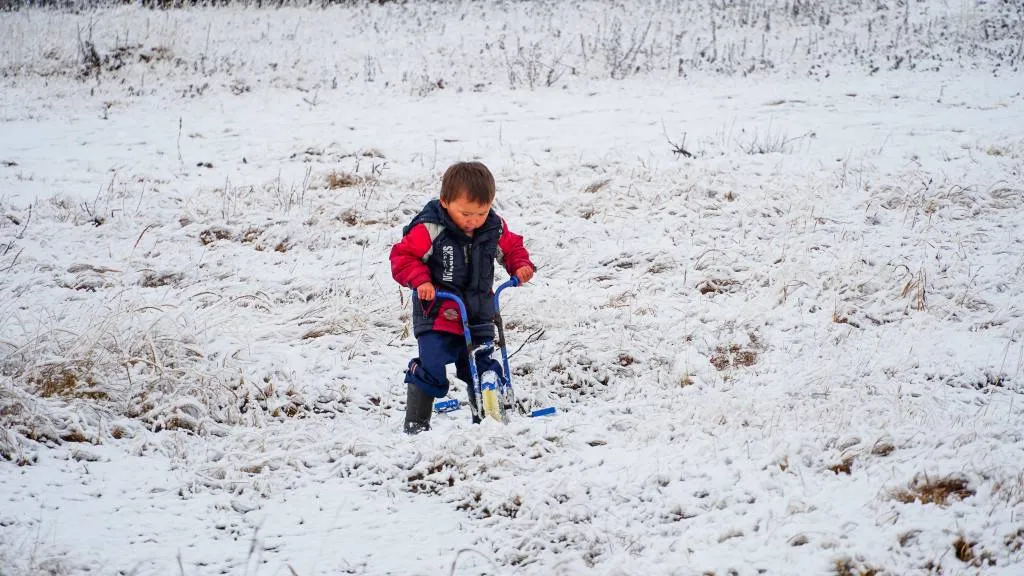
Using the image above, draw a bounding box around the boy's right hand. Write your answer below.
[416,282,436,301]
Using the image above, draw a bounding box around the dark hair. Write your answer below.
[441,161,495,204]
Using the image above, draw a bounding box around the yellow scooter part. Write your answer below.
[482,386,502,422]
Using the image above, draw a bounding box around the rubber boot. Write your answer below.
[404,382,433,434]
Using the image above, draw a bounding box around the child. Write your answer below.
[390,161,535,434]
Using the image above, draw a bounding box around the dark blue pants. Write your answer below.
[404,331,501,399]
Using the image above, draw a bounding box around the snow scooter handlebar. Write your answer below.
[491,278,555,418]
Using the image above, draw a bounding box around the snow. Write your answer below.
[1,1,1023,574]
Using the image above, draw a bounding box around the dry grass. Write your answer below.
[697,278,741,295]
[953,535,975,563]
[890,474,975,506]
[990,471,1024,507]
[340,209,359,226]
[897,530,921,547]
[327,171,360,189]
[829,455,855,475]
[29,364,108,401]
[584,178,612,193]
[899,268,927,311]
[870,438,895,457]
[199,226,233,245]
[709,343,757,371]
[953,534,997,567]
[1006,527,1024,552]
[831,311,862,328]
[832,556,882,576]
[140,271,183,288]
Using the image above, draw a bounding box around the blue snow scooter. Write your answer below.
[430,277,555,423]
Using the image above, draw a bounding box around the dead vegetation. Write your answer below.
[327,171,360,189]
[1006,527,1024,553]
[199,226,233,245]
[0,319,331,462]
[828,455,855,475]
[890,474,975,506]
[899,268,927,311]
[29,363,108,401]
[584,178,612,193]
[870,438,895,457]
[709,343,758,371]
[549,354,611,401]
[140,271,184,288]
[832,556,883,576]
[953,534,997,567]
[697,278,741,295]
[78,41,173,81]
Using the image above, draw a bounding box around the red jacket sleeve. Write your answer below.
[497,218,534,275]
[390,224,433,289]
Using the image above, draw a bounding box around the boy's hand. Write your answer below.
[416,282,436,300]
[515,266,534,284]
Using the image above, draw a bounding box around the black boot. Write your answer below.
[404,383,433,434]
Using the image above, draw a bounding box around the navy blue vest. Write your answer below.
[405,200,502,340]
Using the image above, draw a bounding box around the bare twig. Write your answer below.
[15,204,32,239]
[133,223,158,251]
[177,116,184,169]
[508,328,545,359]
[448,548,499,576]
[662,121,694,158]
[1,248,23,272]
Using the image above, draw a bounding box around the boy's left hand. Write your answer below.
[515,266,534,284]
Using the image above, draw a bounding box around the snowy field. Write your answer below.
[1,1,1023,574]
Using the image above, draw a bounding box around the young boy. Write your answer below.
[390,161,535,434]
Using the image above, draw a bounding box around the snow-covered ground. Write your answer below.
[1,1,1023,574]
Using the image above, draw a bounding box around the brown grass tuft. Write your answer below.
[340,209,359,226]
[1005,527,1024,552]
[199,226,233,245]
[899,268,927,311]
[832,311,862,328]
[832,557,882,576]
[871,438,895,457]
[710,344,758,370]
[327,171,360,189]
[60,429,90,443]
[897,530,920,547]
[301,326,343,340]
[240,227,262,244]
[953,535,975,563]
[953,534,996,567]
[30,365,108,401]
[140,271,183,288]
[697,278,741,295]
[829,455,855,475]
[890,473,975,506]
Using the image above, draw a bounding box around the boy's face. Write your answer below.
[441,192,491,236]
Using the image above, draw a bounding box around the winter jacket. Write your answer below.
[390,199,534,340]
